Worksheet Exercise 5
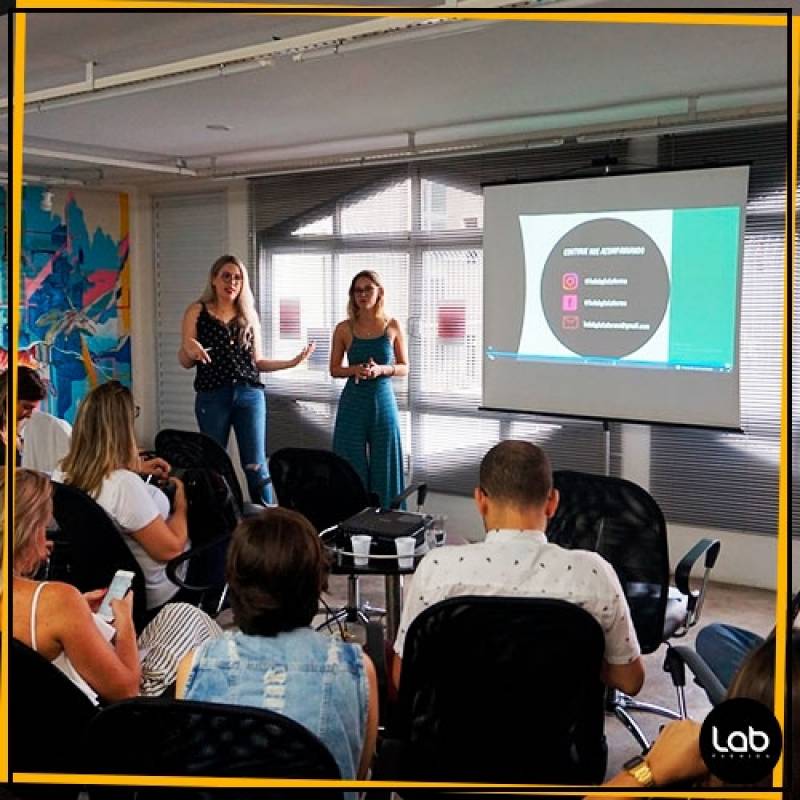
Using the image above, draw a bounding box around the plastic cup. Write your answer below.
[428,514,447,548]
[395,536,416,569]
[350,535,372,566]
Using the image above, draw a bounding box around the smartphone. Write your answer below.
[97,569,135,621]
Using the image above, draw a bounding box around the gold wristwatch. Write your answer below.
[623,754,655,788]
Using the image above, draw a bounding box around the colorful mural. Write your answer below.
[1,186,132,423]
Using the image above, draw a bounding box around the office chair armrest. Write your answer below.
[674,538,721,625]
[669,644,727,706]
[166,533,231,593]
[389,482,428,510]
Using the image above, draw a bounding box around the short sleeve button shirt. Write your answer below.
[393,529,641,666]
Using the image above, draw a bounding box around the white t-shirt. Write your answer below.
[20,411,73,474]
[52,468,187,610]
[393,528,641,666]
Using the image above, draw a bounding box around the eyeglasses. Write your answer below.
[219,271,243,284]
[134,405,141,418]
[353,285,377,295]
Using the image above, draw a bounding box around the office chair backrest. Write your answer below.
[9,636,98,775]
[51,481,149,632]
[395,596,607,784]
[83,697,344,799]
[269,447,374,533]
[547,470,670,654]
[155,428,246,510]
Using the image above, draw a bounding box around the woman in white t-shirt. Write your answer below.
[54,380,189,612]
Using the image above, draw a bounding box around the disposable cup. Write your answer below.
[350,535,372,566]
[395,536,416,569]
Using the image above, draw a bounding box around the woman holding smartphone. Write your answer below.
[330,270,408,508]
[10,469,220,703]
[179,255,314,504]
[54,380,189,614]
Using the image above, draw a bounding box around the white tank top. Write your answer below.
[30,582,115,706]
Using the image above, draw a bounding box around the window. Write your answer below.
[251,127,783,536]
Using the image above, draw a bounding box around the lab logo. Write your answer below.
[700,698,781,784]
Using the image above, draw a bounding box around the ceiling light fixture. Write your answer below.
[0,170,88,187]
[0,144,198,175]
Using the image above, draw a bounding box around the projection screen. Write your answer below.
[482,165,749,429]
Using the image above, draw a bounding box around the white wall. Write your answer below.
[120,182,786,591]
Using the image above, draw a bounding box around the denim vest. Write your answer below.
[184,628,368,782]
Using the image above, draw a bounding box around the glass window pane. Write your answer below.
[340,180,410,235]
[292,216,334,236]
[268,253,333,387]
[418,249,483,399]
[421,180,483,232]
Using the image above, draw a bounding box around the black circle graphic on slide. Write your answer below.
[541,218,670,358]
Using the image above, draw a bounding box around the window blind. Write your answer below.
[153,192,228,432]
[649,126,785,536]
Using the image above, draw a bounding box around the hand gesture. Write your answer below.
[83,588,108,613]
[169,476,187,510]
[110,592,135,633]
[138,455,171,479]
[293,341,317,366]
[185,338,212,364]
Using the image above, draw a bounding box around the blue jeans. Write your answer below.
[194,383,273,504]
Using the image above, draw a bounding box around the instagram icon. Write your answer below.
[562,272,579,291]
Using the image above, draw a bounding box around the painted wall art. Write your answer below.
[1,186,132,423]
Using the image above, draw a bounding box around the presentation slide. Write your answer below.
[483,166,748,428]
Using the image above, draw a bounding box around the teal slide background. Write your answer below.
[669,207,741,369]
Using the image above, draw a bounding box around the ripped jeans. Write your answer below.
[194,383,273,504]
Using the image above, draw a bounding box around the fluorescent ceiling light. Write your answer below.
[0,170,87,186]
[575,113,786,143]
[0,144,197,175]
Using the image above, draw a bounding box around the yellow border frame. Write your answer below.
[5,7,792,798]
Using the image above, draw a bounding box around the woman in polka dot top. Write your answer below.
[179,255,314,504]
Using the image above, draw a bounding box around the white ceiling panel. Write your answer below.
[4,7,789,185]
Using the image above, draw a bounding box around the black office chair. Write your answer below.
[154,428,266,515]
[373,596,607,788]
[269,447,427,623]
[49,481,150,633]
[82,697,344,800]
[547,470,721,751]
[9,636,98,798]
[52,480,230,624]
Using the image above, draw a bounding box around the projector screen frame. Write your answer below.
[481,162,751,431]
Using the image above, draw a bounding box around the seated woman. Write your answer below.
[175,508,379,782]
[11,469,222,703]
[53,380,188,613]
[592,628,799,794]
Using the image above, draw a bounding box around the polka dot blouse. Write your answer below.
[194,304,261,391]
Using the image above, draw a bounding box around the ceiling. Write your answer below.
[0,3,790,187]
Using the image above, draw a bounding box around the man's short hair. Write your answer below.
[479,440,553,508]
[18,366,47,402]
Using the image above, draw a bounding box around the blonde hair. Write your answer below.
[198,255,259,346]
[347,270,388,326]
[59,381,139,497]
[11,469,53,577]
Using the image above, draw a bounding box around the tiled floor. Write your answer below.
[322,573,777,781]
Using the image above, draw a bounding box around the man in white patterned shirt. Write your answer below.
[391,440,645,695]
